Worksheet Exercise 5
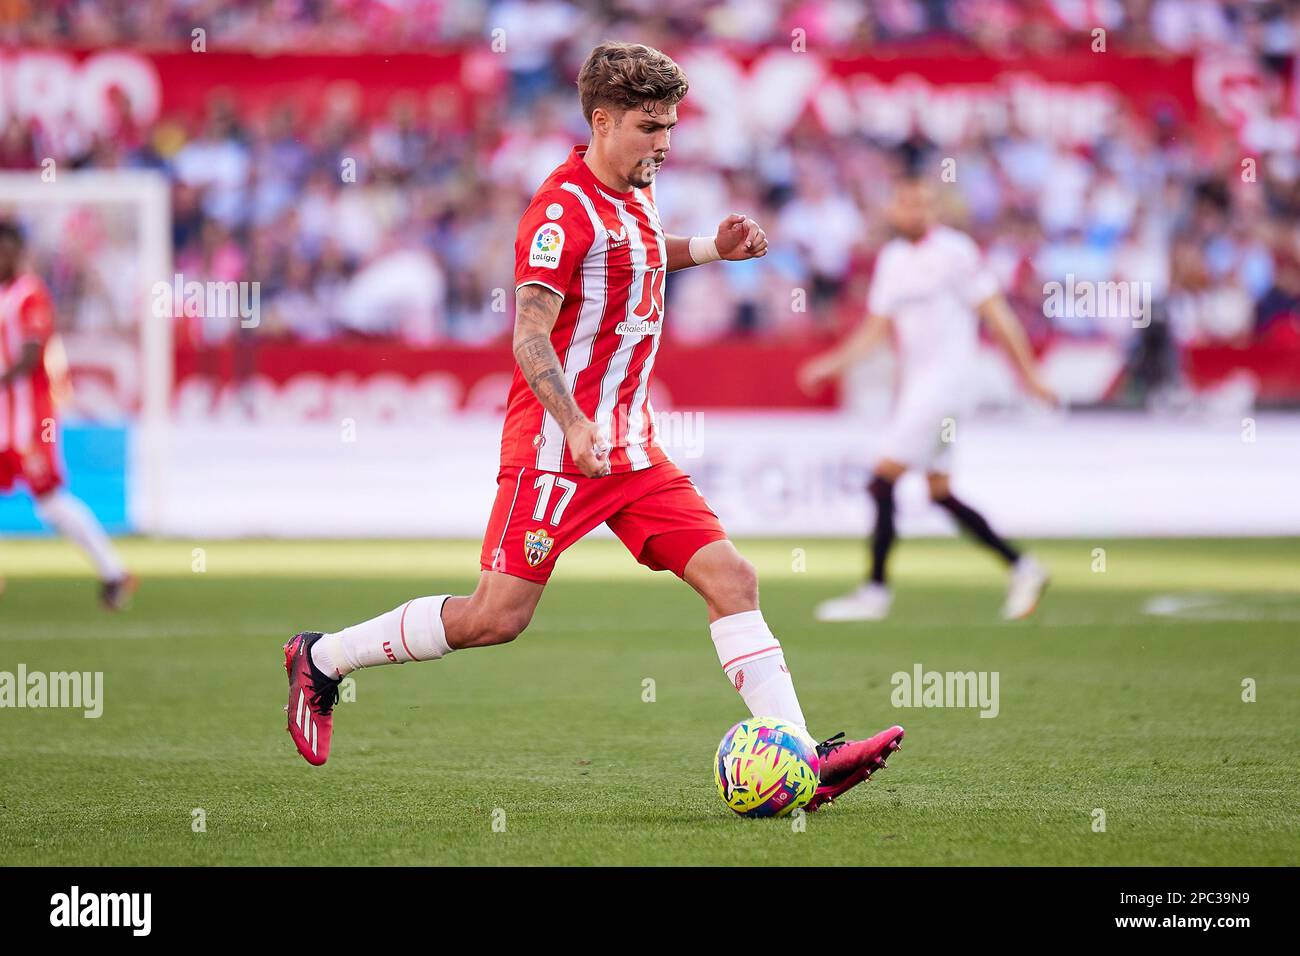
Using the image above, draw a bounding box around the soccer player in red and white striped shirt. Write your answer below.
[0,221,135,609]
[283,44,903,806]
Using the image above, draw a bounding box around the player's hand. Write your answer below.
[715,213,768,260]
[1026,374,1060,407]
[565,419,612,478]
[797,354,840,395]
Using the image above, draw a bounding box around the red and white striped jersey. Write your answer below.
[503,145,671,474]
[0,273,58,452]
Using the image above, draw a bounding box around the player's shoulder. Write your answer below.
[520,181,597,237]
[6,272,52,308]
[12,271,50,294]
[874,237,910,270]
[516,189,595,274]
[526,184,592,220]
[931,224,980,256]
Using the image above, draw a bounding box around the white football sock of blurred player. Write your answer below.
[35,490,127,583]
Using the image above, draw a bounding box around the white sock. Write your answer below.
[34,491,126,582]
[311,595,453,679]
[709,609,806,729]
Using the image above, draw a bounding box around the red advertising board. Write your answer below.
[0,47,503,140]
[3,46,1196,146]
[172,341,838,420]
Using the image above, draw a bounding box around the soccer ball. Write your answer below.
[714,716,820,817]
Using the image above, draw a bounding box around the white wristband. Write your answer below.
[688,235,721,265]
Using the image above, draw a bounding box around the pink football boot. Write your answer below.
[806,725,904,811]
[284,632,340,766]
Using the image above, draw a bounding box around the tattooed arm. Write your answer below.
[513,284,610,477]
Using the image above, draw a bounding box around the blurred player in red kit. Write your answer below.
[283,42,903,806]
[0,221,136,609]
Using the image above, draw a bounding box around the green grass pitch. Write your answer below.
[1,536,1297,866]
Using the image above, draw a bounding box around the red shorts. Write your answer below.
[0,442,64,497]
[480,460,728,583]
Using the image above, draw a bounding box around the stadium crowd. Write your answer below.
[11,0,1300,57]
[2,0,1299,358]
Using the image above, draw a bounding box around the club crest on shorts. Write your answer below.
[523,528,554,567]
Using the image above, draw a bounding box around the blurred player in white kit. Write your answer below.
[799,178,1056,621]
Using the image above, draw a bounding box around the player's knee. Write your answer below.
[483,608,532,645]
[711,555,759,612]
[735,556,759,605]
[927,476,951,502]
[464,603,533,647]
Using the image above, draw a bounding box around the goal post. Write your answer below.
[0,169,172,534]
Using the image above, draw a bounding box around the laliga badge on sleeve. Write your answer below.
[529,223,565,269]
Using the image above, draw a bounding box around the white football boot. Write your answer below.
[815,583,893,622]
[1002,555,1050,620]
